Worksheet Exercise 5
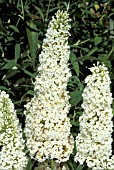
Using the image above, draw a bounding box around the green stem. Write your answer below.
[106,47,114,60]
[45,0,51,22]
[51,159,55,170]
[21,0,24,20]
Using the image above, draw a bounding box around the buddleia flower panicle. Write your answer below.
[24,10,74,163]
[0,90,27,170]
[74,63,114,170]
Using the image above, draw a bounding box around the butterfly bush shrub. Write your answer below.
[74,63,114,170]
[24,10,74,163]
[0,91,27,170]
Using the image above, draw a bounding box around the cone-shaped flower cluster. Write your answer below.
[24,10,74,163]
[34,160,69,170]
[0,91,27,170]
[74,63,114,169]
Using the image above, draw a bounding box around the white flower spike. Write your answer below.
[0,91,27,170]
[24,10,74,163]
[74,63,114,170]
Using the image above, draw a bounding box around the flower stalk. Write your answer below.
[51,159,55,170]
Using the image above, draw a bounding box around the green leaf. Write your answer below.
[68,161,75,170]
[26,21,39,70]
[1,59,16,69]
[98,54,107,62]
[26,158,35,170]
[94,36,102,46]
[81,47,89,52]
[69,90,82,98]
[0,0,6,4]
[33,5,44,22]
[86,46,98,56]
[72,132,77,137]
[113,110,114,115]
[77,111,83,116]
[9,25,19,33]
[3,69,19,79]
[33,21,45,29]
[26,90,34,96]
[76,165,84,170]
[23,69,35,78]
[77,56,97,62]
[73,141,77,154]
[20,67,36,78]
[15,77,25,85]
[0,86,9,91]
[49,7,59,13]
[15,43,20,61]
[70,121,79,127]
[70,51,79,76]
[7,36,14,41]
[69,90,83,107]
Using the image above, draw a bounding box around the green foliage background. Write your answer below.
[0,0,114,169]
